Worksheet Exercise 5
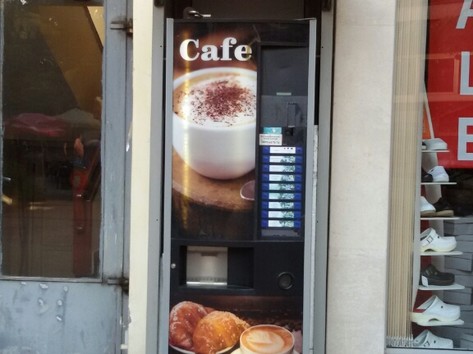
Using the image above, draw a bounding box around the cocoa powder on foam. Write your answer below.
[175,74,255,127]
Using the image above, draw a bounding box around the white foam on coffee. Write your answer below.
[243,329,288,353]
[175,74,256,127]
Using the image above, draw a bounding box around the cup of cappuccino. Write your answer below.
[173,67,257,180]
[239,324,294,354]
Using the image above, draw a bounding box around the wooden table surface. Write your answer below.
[172,151,255,240]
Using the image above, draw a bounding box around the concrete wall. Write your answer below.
[326,1,396,353]
[128,1,163,353]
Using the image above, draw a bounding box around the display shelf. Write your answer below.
[413,318,464,327]
[422,149,450,153]
[420,216,460,221]
[414,140,465,342]
[418,283,465,291]
[421,250,462,256]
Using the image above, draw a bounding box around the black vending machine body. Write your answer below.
[161,19,318,354]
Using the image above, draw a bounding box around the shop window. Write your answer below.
[388,0,473,350]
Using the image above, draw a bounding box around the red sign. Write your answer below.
[426,0,473,168]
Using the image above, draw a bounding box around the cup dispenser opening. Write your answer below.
[186,246,228,286]
[180,245,255,289]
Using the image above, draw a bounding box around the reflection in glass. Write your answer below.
[1,2,104,278]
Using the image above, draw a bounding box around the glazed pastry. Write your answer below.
[169,301,213,351]
[193,311,250,354]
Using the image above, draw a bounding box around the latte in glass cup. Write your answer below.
[173,67,257,180]
[239,325,294,354]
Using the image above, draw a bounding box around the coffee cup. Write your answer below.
[239,325,294,354]
[173,67,256,180]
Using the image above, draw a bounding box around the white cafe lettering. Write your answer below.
[179,37,252,62]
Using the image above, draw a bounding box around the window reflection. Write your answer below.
[1,1,103,278]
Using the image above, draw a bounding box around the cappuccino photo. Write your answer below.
[240,325,295,354]
[170,23,260,241]
[173,67,257,180]
[174,72,255,128]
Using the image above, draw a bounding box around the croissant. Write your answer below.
[169,301,214,351]
[193,311,250,354]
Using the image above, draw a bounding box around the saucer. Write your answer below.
[170,344,234,354]
[231,349,299,354]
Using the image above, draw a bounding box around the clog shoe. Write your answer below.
[420,227,456,252]
[420,196,436,217]
[411,295,460,324]
[413,330,453,349]
[421,169,433,183]
[426,166,449,182]
[419,264,454,286]
[423,138,448,150]
[433,197,454,217]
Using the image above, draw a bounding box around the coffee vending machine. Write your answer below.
[160,19,323,354]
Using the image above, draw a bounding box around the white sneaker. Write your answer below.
[423,138,448,150]
[427,166,449,182]
[411,295,460,324]
[420,227,456,252]
[413,330,453,348]
[420,196,436,216]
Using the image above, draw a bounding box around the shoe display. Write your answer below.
[420,227,456,252]
[411,295,460,323]
[423,138,448,150]
[420,264,455,286]
[433,197,454,217]
[414,130,462,345]
[426,166,449,182]
[420,196,436,216]
[413,330,453,349]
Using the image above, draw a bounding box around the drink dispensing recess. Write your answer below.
[161,19,319,354]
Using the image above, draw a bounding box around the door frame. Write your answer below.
[127,0,165,353]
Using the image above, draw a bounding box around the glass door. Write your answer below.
[0,0,130,352]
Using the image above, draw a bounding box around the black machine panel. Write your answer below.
[257,44,309,239]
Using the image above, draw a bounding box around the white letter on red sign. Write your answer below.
[460,51,473,95]
[457,0,473,29]
[458,117,473,160]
